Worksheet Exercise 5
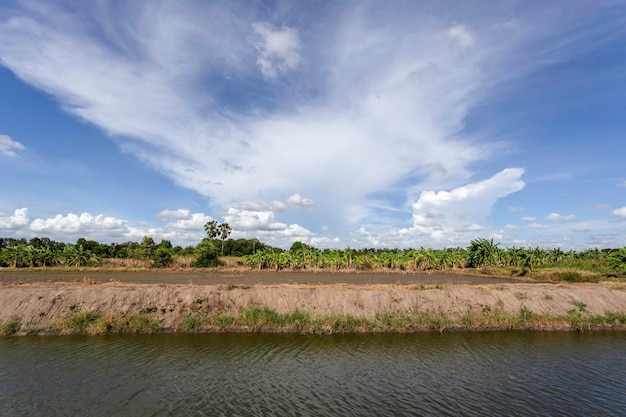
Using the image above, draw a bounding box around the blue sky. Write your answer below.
[1,0,626,249]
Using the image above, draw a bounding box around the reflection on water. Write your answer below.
[1,332,625,416]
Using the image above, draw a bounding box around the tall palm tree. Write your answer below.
[218,223,232,255]
[204,220,219,240]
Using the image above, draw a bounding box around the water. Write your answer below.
[1,332,624,416]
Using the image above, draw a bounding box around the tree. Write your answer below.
[218,223,232,255]
[192,238,220,267]
[204,220,219,240]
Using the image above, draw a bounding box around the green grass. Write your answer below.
[7,304,626,336]
[1,316,21,335]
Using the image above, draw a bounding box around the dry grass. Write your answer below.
[100,258,152,268]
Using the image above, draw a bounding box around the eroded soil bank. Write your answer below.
[2,281,625,335]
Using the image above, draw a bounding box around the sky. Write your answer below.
[1,0,626,250]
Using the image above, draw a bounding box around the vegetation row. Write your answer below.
[1,234,626,279]
[3,304,625,336]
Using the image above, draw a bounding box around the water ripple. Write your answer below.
[1,332,624,416]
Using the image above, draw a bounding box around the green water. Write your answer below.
[1,332,624,416]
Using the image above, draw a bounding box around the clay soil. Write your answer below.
[1,269,625,334]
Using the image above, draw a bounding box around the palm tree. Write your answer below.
[218,223,232,255]
[204,220,219,240]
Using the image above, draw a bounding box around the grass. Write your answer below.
[170,305,626,334]
[547,270,600,283]
[1,316,21,335]
[6,307,626,335]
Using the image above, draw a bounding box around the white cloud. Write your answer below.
[546,213,577,221]
[0,135,26,157]
[507,206,524,212]
[271,200,288,213]
[249,21,301,79]
[286,193,315,210]
[224,207,287,231]
[163,212,212,231]
[613,207,626,218]
[0,2,497,231]
[528,222,549,229]
[0,208,29,231]
[447,24,475,48]
[29,212,130,236]
[617,181,626,188]
[392,168,526,246]
[521,216,536,223]
[156,209,192,221]
[505,224,520,229]
[22,209,211,245]
[1,3,622,249]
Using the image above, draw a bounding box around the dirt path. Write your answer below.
[0,269,527,286]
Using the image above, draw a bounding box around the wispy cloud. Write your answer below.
[546,213,576,221]
[249,22,301,79]
[1,1,624,248]
[0,135,26,157]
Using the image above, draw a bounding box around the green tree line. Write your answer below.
[1,235,625,275]
[241,238,626,276]
[0,235,271,268]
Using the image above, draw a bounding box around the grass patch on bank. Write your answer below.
[1,316,21,335]
[176,305,626,334]
[51,311,164,335]
[7,306,626,336]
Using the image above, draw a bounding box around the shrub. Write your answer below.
[192,239,220,268]
[182,316,201,330]
[1,316,21,335]
[152,247,173,268]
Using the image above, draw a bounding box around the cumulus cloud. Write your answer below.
[0,208,29,231]
[162,212,213,231]
[249,22,301,79]
[156,209,192,221]
[18,209,213,245]
[546,213,577,221]
[390,168,526,245]
[29,212,130,236]
[521,216,536,223]
[286,193,315,210]
[0,135,26,157]
[613,207,626,218]
[224,207,287,231]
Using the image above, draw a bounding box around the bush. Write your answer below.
[192,239,220,268]
[152,247,173,268]
[1,316,21,335]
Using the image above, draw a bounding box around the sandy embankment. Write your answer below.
[1,282,625,334]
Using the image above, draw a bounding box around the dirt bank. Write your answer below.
[2,281,625,335]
